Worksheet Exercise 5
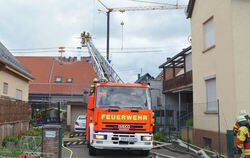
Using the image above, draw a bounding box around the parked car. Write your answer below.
[74,115,86,132]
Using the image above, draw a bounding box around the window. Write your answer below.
[16,89,22,100]
[3,82,8,94]
[205,78,217,112]
[203,137,212,150]
[204,17,215,50]
[95,86,152,110]
[66,78,73,83]
[55,76,62,83]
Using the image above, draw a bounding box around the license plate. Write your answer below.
[120,137,137,142]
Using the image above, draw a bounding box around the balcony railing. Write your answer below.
[163,70,192,92]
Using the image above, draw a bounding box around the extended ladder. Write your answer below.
[86,40,123,83]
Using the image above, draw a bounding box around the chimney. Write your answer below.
[138,73,141,80]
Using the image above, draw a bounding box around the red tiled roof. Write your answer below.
[16,56,98,94]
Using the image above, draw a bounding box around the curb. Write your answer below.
[150,151,175,158]
[162,146,199,157]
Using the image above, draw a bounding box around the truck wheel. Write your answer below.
[140,150,149,156]
[89,145,97,155]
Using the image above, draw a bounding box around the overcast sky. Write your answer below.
[0,0,190,83]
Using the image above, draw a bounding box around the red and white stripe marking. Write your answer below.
[69,132,86,138]
[63,140,87,146]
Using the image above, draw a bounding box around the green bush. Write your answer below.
[2,135,18,147]
[153,132,165,142]
[27,130,41,136]
[186,118,193,126]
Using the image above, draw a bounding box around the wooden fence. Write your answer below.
[0,97,28,123]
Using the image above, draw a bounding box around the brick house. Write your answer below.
[17,56,97,131]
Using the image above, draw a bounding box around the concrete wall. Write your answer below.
[0,70,29,101]
[149,80,166,127]
[191,0,235,133]
[231,0,250,115]
[149,80,164,109]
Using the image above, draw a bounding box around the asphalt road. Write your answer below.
[62,145,150,158]
[62,145,196,158]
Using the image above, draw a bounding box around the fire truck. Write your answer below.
[84,40,154,156]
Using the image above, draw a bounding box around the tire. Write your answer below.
[140,150,150,156]
[89,145,97,155]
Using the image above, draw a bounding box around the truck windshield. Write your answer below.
[95,86,152,110]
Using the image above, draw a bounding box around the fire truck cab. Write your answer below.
[86,82,154,156]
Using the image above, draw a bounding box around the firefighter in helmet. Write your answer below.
[233,109,250,135]
[90,78,98,95]
[236,115,250,157]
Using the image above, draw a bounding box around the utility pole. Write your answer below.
[106,11,110,61]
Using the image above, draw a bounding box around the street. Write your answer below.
[62,145,149,158]
[62,145,196,158]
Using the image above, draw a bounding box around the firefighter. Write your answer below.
[86,32,91,42]
[90,78,98,95]
[81,31,86,45]
[236,115,250,157]
[81,31,86,38]
[234,110,250,135]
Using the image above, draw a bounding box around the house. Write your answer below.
[0,42,33,145]
[135,73,154,84]
[134,73,167,131]
[187,0,250,153]
[17,56,98,131]
[158,46,193,132]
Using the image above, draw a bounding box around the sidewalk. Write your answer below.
[151,148,197,158]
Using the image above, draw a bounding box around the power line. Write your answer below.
[10,46,169,50]
[12,50,168,54]
[124,0,182,6]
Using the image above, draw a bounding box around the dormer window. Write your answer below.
[66,78,73,83]
[55,76,62,83]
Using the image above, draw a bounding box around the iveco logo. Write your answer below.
[118,125,130,128]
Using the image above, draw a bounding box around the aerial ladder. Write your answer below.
[86,40,123,83]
